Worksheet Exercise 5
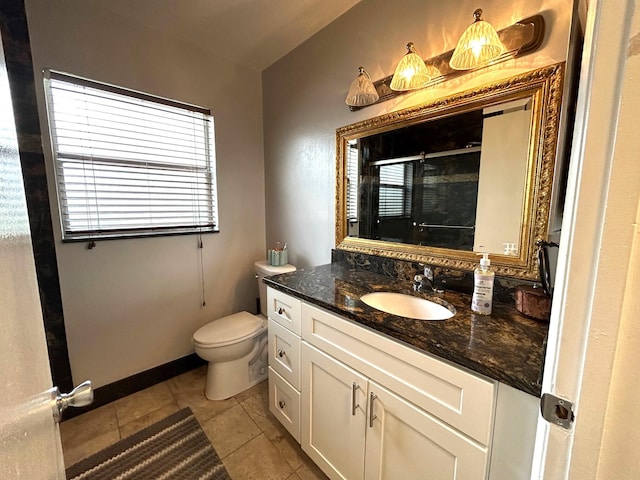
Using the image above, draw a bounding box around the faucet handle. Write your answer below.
[422,265,434,281]
[413,274,423,291]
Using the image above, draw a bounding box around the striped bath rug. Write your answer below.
[65,407,230,480]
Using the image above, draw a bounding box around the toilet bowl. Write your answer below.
[193,260,295,400]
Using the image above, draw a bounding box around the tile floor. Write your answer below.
[59,366,328,480]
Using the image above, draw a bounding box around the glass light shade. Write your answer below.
[345,67,380,107]
[390,42,433,91]
[449,9,505,70]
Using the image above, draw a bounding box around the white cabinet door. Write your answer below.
[301,342,368,480]
[364,380,489,480]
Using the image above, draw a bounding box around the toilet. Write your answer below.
[193,260,296,400]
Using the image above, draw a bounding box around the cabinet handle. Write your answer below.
[277,349,286,358]
[351,382,359,416]
[278,307,284,315]
[368,392,377,428]
[278,400,286,409]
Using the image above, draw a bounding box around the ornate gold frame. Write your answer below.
[335,63,565,279]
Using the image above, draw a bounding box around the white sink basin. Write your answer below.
[360,292,454,321]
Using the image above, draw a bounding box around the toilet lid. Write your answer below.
[193,311,264,347]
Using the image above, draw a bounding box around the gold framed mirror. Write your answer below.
[335,63,564,279]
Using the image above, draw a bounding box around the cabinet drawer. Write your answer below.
[268,367,300,442]
[267,288,302,335]
[301,303,496,446]
[268,319,301,390]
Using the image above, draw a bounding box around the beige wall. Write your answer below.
[25,0,267,387]
[263,0,573,269]
[587,4,640,476]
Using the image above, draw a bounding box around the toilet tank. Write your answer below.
[254,260,296,315]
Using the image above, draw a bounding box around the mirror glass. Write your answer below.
[336,64,565,279]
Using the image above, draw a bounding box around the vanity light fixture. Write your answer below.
[345,13,544,111]
[449,8,505,70]
[345,67,380,107]
[390,42,437,91]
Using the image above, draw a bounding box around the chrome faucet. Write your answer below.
[413,265,443,293]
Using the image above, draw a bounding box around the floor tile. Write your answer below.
[113,382,175,426]
[241,388,280,432]
[264,423,306,470]
[200,403,261,458]
[166,365,207,395]
[119,403,180,439]
[60,403,118,452]
[62,429,120,468]
[296,458,330,480]
[174,387,238,424]
[59,366,313,480]
[167,366,238,424]
[222,433,294,480]
[234,378,268,403]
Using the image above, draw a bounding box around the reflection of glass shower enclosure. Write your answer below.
[347,100,532,254]
[360,149,480,249]
[412,150,480,250]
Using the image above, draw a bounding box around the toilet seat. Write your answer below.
[193,312,265,348]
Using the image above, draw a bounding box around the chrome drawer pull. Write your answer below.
[369,392,377,428]
[277,349,286,358]
[278,400,286,409]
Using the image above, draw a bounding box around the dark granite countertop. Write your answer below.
[264,263,548,397]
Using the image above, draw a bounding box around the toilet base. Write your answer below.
[205,361,267,400]
[204,333,268,400]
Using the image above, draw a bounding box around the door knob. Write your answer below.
[52,380,93,422]
[278,400,286,409]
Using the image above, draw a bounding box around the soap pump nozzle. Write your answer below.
[478,252,491,269]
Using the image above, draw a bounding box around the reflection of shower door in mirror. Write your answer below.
[412,151,480,250]
[360,148,481,251]
[354,99,532,255]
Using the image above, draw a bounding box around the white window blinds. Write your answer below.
[346,140,359,222]
[378,163,413,217]
[44,71,219,241]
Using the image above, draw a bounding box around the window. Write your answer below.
[44,71,218,241]
[378,162,413,217]
[346,140,359,222]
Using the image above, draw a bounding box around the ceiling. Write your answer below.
[94,0,361,72]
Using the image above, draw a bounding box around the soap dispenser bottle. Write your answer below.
[472,253,495,315]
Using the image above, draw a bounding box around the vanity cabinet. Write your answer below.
[301,302,493,480]
[267,288,302,442]
[266,287,539,479]
[302,342,487,480]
